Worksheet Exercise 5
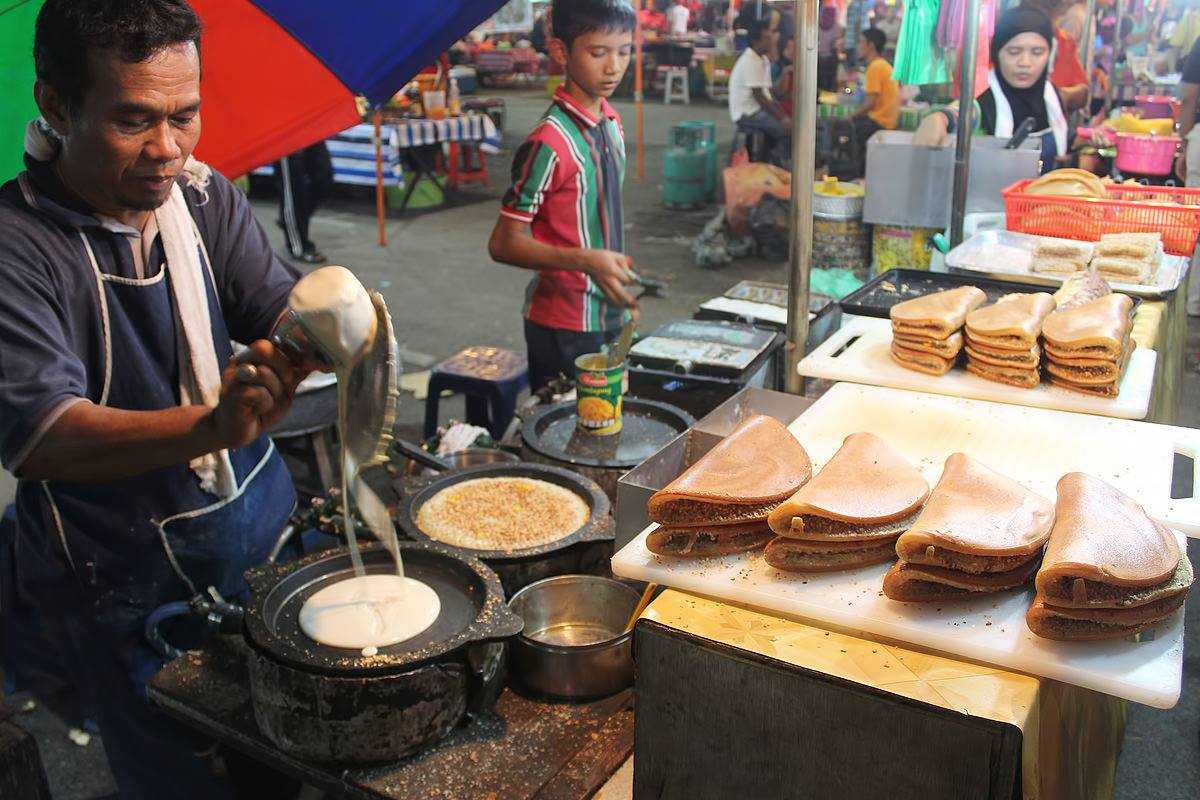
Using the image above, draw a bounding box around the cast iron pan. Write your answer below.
[242,541,522,677]
[397,462,613,562]
[522,399,695,469]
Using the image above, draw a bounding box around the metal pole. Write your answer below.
[784,0,818,395]
[1107,0,1127,115]
[1079,0,1097,120]
[374,108,386,247]
[949,0,982,249]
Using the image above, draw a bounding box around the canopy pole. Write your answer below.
[635,0,645,181]
[374,108,386,247]
[1079,0,1098,121]
[784,0,819,395]
[949,0,982,249]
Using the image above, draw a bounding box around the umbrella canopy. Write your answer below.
[0,0,506,181]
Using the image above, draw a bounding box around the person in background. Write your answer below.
[873,2,902,62]
[728,19,791,164]
[912,7,1070,175]
[275,140,332,264]
[488,0,638,392]
[845,0,866,67]
[668,0,690,37]
[817,3,844,92]
[851,27,899,176]
[1120,0,1156,58]
[1170,0,1200,69]
[776,35,797,118]
[1174,35,1200,316]
[1021,0,1089,113]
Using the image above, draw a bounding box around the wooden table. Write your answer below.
[147,635,633,800]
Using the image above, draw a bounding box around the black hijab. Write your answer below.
[978,7,1056,136]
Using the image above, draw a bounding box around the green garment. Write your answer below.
[0,1,44,183]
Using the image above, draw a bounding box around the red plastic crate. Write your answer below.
[1002,179,1200,256]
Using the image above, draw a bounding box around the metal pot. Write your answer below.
[506,575,638,700]
[401,447,520,477]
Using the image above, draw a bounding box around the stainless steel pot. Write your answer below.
[402,447,520,477]
[506,575,638,700]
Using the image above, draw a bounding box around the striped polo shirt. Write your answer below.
[501,86,628,333]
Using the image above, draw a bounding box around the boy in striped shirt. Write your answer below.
[488,0,638,391]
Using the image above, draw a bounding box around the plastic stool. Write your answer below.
[423,347,529,440]
[731,124,768,163]
[664,66,690,105]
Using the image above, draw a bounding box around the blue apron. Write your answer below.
[14,224,296,689]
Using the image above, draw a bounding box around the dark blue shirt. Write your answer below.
[0,157,298,471]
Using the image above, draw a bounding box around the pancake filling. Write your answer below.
[652,499,781,527]
[787,508,921,540]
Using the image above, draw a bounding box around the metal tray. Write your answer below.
[839,269,1062,318]
[945,229,1187,299]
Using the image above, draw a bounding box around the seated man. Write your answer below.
[851,27,899,177]
[729,19,791,164]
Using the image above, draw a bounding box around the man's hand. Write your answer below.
[213,340,304,449]
[578,249,639,309]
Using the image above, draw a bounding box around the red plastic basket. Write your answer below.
[1002,179,1200,256]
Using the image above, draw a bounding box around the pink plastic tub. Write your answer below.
[1115,133,1181,176]
[1134,94,1181,120]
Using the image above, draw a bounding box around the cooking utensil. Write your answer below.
[391,437,453,473]
[399,446,519,477]
[1005,117,1037,150]
[607,319,637,368]
[624,582,658,634]
[507,574,639,700]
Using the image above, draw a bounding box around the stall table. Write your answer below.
[147,634,633,800]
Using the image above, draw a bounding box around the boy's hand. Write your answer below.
[579,250,639,309]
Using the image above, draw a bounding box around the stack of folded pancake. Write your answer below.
[963,293,1056,389]
[645,414,812,558]
[764,433,929,572]
[882,454,1054,601]
[1029,239,1093,276]
[1026,473,1193,640]
[1041,293,1135,398]
[889,286,987,376]
[1091,232,1160,284]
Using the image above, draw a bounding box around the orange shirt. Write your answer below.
[865,57,900,130]
[1050,28,1087,89]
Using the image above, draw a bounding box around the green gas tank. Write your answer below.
[678,120,717,199]
[663,122,714,208]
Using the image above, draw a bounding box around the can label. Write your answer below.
[574,353,624,435]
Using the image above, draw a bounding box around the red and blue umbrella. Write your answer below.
[2,0,506,180]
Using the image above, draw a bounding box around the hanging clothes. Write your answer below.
[893,0,950,85]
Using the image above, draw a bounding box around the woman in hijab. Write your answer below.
[817,4,844,92]
[912,6,1071,174]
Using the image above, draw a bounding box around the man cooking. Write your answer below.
[0,1,307,797]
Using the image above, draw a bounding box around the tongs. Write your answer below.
[1005,117,1038,149]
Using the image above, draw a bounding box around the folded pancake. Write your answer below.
[1095,232,1159,260]
[965,342,1040,369]
[1043,332,1132,362]
[647,521,773,557]
[883,557,1042,601]
[1025,592,1187,641]
[647,414,812,527]
[890,342,954,376]
[1044,356,1126,385]
[1040,294,1134,359]
[1091,256,1153,284]
[890,286,987,340]
[965,293,1056,350]
[1048,377,1122,398]
[895,454,1055,568]
[765,535,898,572]
[1030,256,1086,276]
[1033,240,1093,260]
[893,331,963,358]
[1052,270,1112,311]
[767,432,929,539]
[965,360,1040,389]
[1035,473,1184,598]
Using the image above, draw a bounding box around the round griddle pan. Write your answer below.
[396,462,613,561]
[243,541,522,677]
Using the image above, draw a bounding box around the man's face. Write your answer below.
[856,39,872,61]
[557,29,633,99]
[40,42,201,214]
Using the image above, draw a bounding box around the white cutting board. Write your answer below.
[611,383,1200,708]
[799,316,1157,420]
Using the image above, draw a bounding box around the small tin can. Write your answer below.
[574,353,624,435]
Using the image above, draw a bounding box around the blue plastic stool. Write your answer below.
[423,347,529,440]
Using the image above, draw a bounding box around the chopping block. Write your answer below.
[632,590,1124,800]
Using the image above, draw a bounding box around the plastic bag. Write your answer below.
[749,195,791,262]
[723,162,791,235]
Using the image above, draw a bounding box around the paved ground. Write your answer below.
[4,88,1199,799]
